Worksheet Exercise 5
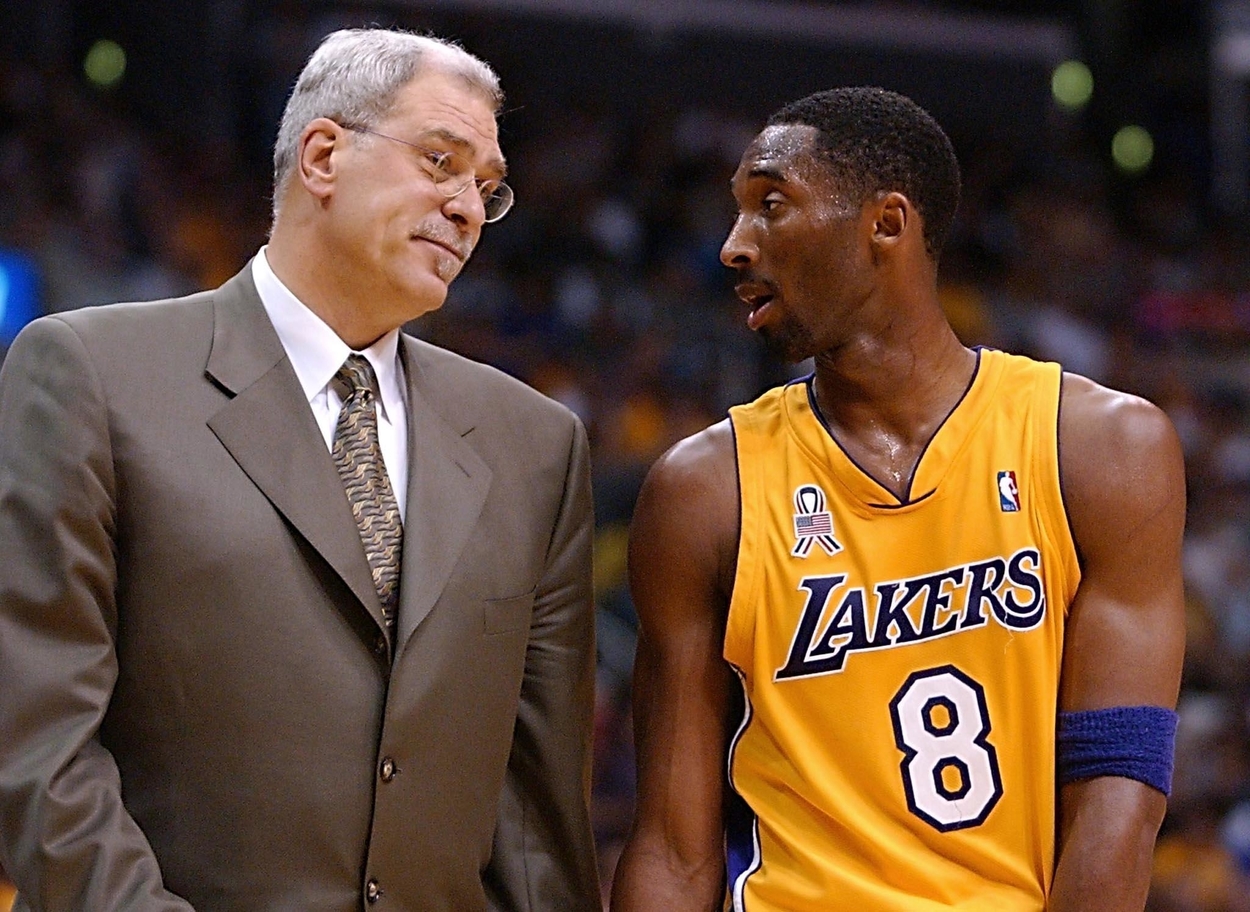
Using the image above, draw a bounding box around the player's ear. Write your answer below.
[873,192,909,246]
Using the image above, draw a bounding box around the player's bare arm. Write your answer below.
[610,420,741,912]
[1049,373,1186,912]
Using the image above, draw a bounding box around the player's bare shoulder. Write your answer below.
[1058,372,1185,543]
[630,419,740,600]
[642,419,737,501]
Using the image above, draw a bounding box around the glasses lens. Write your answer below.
[420,144,512,222]
[428,149,472,194]
[482,182,514,223]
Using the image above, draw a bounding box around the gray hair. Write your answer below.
[271,28,503,217]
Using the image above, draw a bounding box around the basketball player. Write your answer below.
[610,88,1185,911]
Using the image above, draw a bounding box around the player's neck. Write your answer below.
[811,328,976,498]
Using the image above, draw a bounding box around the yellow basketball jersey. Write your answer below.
[723,349,1080,911]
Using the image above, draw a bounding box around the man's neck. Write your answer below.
[810,323,976,499]
[265,230,390,350]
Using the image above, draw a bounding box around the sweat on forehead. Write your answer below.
[736,125,830,189]
[735,125,857,214]
[750,124,820,160]
[760,86,962,258]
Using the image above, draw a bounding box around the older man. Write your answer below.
[0,29,599,911]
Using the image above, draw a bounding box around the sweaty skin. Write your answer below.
[610,124,1184,912]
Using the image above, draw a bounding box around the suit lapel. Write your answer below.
[394,336,492,651]
[203,266,387,634]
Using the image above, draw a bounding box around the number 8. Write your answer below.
[889,665,1003,832]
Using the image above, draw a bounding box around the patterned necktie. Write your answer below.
[331,354,403,629]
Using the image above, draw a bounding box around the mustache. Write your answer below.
[412,225,473,262]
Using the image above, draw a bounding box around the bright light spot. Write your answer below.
[0,266,8,327]
[1051,60,1093,111]
[1112,125,1154,174]
[84,39,126,89]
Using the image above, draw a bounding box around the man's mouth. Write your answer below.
[735,281,777,330]
[413,233,467,262]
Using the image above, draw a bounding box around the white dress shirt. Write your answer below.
[251,248,409,520]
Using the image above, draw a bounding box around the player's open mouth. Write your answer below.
[736,283,776,330]
[747,298,775,331]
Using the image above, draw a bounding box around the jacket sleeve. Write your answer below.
[483,415,601,912]
[0,317,194,911]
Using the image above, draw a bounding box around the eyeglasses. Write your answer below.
[340,123,514,223]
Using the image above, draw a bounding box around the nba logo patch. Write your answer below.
[997,470,1020,512]
[792,484,842,557]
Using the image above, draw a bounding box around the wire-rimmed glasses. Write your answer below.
[340,123,514,223]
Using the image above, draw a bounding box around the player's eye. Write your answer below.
[761,193,785,213]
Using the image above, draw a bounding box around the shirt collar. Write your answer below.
[252,247,405,422]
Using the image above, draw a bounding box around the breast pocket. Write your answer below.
[483,591,535,635]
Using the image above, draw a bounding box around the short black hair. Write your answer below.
[766,87,961,259]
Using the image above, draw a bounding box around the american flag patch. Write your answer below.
[795,513,833,536]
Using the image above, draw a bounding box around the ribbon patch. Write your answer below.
[792,484,842,557]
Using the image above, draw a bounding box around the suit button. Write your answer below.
[365,878,382,903]
[379,757,397,782]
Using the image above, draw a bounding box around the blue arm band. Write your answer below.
[1056,705,1178,796]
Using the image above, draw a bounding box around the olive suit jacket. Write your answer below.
[0,265,601,911]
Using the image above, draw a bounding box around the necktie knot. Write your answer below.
[333,354,377,404]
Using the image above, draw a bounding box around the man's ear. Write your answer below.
[298,117,346,202]
[872,191,910,248]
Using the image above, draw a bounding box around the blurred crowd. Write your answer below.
[3,19,1250,910]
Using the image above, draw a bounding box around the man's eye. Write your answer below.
[477,180,501,201]
[761,195,784,213]
[423,150,454,172]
